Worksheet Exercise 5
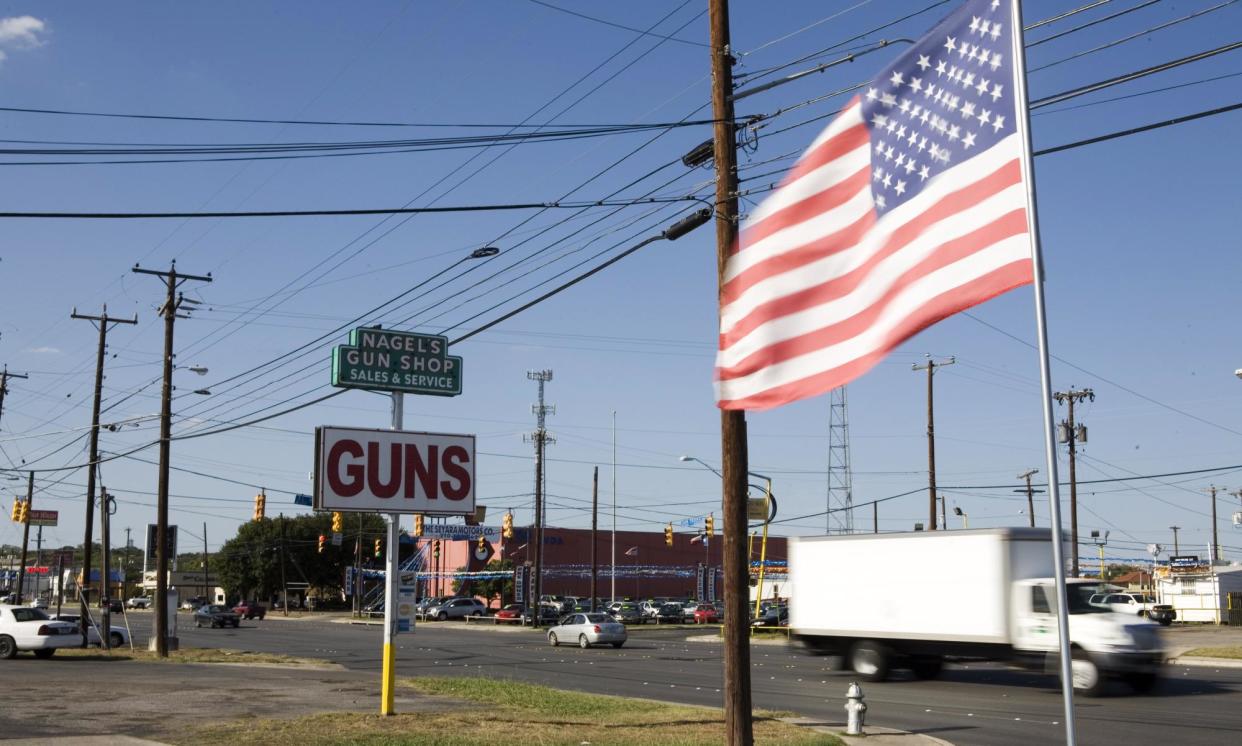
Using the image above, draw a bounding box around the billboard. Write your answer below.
[314,426,475,515]
[145,524,178,562]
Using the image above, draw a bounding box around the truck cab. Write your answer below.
[1010,578,1163,695]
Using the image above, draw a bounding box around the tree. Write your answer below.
[452,558,513,607]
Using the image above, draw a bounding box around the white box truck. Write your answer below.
[789,528,1163,696]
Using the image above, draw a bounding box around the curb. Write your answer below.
[780,716,954,745]
[1168,656,1242,669]
[686,633,790,646]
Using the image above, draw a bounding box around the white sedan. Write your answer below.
[547,612,627,649]
[0,604,80,659]
[49,614,130,649]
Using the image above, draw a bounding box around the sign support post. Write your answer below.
[381,392,403,716]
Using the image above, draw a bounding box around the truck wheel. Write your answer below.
[1157,617,1172,627]
[1124,671,1159,694]
[110,632,124,648]
[849,641,891,682]
[910,656,943,680]
[438,612,448,621]
[1070,650,1105,697]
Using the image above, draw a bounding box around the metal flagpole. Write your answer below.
[1010,1,1077,742]
[611,410,616,605]
[381,392,403,715]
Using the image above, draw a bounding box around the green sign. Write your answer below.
[331,327,462,396]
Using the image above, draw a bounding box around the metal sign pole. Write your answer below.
[381,392,403,716]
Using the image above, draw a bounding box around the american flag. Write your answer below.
[716,0,1033,410]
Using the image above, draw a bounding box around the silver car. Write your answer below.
[425,597,486,620]
[547,612,627,649]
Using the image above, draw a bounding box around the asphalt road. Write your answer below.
[110,612,1242,745]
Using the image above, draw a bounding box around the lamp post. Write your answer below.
[1090,530,1110,580]
[953,506,969,529]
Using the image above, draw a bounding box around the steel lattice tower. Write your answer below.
[827,386,854,533]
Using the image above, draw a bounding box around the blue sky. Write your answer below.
[0,1,1240,566]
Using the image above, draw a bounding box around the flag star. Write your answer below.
[990,23,1002,42]
[903,158,916,174]
[933,89,945,105]
[894,179,907,196]
[976,77,990,96]
[885,119,898,135]
[991,114,1005,133]
[909,76,923,93]
[962,131,977,149]
[917,54,931,71]
[977,108,991,126]
[874,140,886,155]
[939,149,951,164]
[946,95,960,113]
[990,52,1003,70]
[885,144,896,160]
[991,0,1000,10]
[881,92,897,108]
[929,143,941,160]
[918,136,929,152]
[865,87,879,102]
[990,83,1003,102]
[896,125,907,139]
[944,36,957,54]
[876,194,887,209]
[947,65,959,82]
[978,19,990,36]
[882,172,892,188]
[890,71,904,87]
[935,59,947,76]
[948,124,961,142]
[920,164,931,181]
[923,83,936,99]
[919,110,931,125]
[970,16,981,34]
[910,104,923,119]
[899,99,912,115]
[963,72,976,87]
[872,113,888,128]
[961,101,976,119]
[906,129,919,146]
[895,152,906,168]
[967,45,979,63]
[873,166,884,181]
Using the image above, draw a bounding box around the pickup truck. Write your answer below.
[232,601,266,620]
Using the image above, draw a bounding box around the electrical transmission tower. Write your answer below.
[523,370,555,613]
[826,386,854,534]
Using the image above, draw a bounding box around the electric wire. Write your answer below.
[1027,0,1164,47]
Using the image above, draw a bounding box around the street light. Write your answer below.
[953,506,969,529]
[187,365,209,376]
[1090,530,1110,581]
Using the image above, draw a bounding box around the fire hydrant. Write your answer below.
[845,681,867,735]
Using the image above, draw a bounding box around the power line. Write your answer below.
[523,0,707,47]
[1034,100,1242,156]
[1027,0,1164,47]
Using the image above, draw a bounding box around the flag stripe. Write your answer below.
[717,208,1028,379]
[716,259,1034,408]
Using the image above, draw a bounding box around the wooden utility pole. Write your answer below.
[1018,469,1040,527]
[15,473,33,605]
[590,466,598,613]
[0,366,30,430]
[99,488,114,648]
[1053,387,1093,576]
[1169,525,1181,555]
[708,1,753,742]
[1206,485,1221,563]
[133,262,212,656]
[71,305,137,644]
[913,357,955,530]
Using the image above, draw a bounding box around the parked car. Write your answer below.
[417,596,453,615]
[26,597,48,610]
[232,601,267,620]
[1148,604,1176,626]
[180,596,207,611]
[524,603,564,625]
[103,599,124,614]
[426,597,487,621]
[494,603,525,623]
[126,597,152,610]
[0,604,79,659]
[194,604,240,629]
[609,603,645,625]
[680,600,700,622]
[547,612,627,649]
[1089,592,1159,617]
[693,604,720,624]
[653,603,684,624]
[48,614,129,649]
[638,600,662,620]
[751,606,789,627]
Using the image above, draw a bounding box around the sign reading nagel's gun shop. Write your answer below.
[314,425,475,515]
[331,326,462,397]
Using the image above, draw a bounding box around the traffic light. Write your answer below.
[17,500,28,524]
[253,492,266,522]
[706,513,714,538]
[665,523,673,547]
[10,500,20,522]
[477,535,486,551]
[502,512,513,539]
[374,538,382,558]
[433,540,441,559]
[331,512,342,533]
[414,514,424,537]
[318,534,326,554]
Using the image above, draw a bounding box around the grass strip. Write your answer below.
[177,676,841,745]
[49,646,329,666]
[1182,646,1242,659]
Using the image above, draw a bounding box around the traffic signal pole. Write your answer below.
[381,392,403,715]
[15,473,33,605]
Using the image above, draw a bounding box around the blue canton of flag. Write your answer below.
[860,0,1018,214]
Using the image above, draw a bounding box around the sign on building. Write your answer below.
[26,510,57,527]
[420,524,499,541]
[314,426,476,515]
[331,327,462,397]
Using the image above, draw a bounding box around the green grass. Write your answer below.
[177,676,842,745]
[50,646,332,666]
[1183,646,1242,659]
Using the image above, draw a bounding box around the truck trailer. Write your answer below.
[788,528,1163,695]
